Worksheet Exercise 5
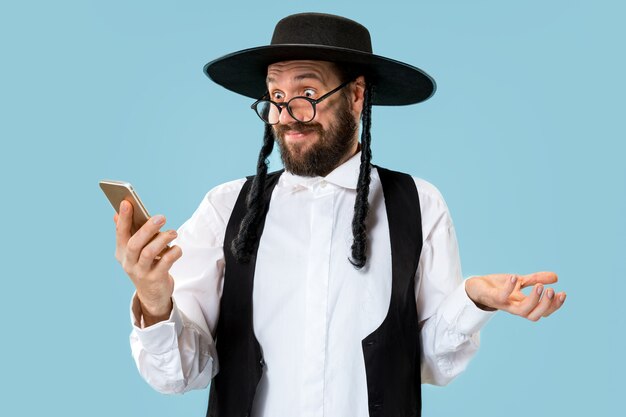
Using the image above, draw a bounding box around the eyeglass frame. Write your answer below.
[250,79,355,125]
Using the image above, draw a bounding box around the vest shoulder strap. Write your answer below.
[375,165,422,279]
[363,165,423,417]
[208,169,283,417]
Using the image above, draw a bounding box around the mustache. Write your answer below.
[273,121,323,137]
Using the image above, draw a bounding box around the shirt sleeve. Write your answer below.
[414,178,495,386]
[128,179,245,394]
[129,296,217,394]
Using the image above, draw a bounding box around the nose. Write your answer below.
[277,102,298,125]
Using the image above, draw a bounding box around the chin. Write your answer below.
[287,139,317,156]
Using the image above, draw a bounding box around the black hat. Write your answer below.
[204,12,436,105]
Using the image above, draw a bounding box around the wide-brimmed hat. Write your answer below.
[204,12,436,106]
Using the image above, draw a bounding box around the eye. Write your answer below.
[272,91,285,101]
[303,88,316,98]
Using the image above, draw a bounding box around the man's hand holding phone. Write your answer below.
[114,200,182,327]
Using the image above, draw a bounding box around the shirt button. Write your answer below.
[320,180,327,188]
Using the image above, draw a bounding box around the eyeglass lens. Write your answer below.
[258,98,316,124]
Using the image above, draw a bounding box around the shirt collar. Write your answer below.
[280,151,362,190]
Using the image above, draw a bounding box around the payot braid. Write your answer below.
[231,124,275,263]
[349,83,373,269]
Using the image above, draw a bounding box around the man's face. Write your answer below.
[266,60,361,177]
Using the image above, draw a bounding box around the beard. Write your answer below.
[273,98,358,177]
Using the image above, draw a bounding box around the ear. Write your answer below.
[349,75,367,118]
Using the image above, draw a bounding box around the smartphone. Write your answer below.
[100,180,151,235]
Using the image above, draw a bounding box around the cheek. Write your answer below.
[315,119,331,133]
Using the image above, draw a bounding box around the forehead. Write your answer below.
[266,60,340,86]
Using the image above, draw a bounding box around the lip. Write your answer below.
[283,130,314,141]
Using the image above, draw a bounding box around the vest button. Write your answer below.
[259,358,266,368]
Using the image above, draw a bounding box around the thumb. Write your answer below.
[520,271,558,288]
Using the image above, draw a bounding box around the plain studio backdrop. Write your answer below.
[1,1,623,416]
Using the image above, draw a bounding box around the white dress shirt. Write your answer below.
[129,152,494,417]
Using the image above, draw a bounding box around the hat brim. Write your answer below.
[204,45,436,106]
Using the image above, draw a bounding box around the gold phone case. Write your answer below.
[99,180,151,234]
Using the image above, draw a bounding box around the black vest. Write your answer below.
[207,166,423,417]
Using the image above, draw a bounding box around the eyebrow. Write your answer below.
[266,73,325,85]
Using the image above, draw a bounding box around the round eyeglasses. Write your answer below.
[251,79,353,125]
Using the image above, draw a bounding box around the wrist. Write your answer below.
[139,298,173,327]
[473,301,497,312]
[465,277,497,312]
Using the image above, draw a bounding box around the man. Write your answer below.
[114,13,566,417]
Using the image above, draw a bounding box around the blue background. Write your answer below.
[1,1,623,416]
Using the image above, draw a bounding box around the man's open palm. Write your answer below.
[465,271,566,321]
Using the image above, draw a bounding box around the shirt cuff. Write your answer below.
[130,293,184,355]
[440,278,496,335]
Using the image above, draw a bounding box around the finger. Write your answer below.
[136,230,178,271]
[115,200,133,254]
[113,213,119,224]
[526,288,555,322]
[126,214,167,264]
[507,275,526,302]
[514,284,544,317]
[153,245,183,273]
[496,274,519,304]
[543,292,567,317]
[519,271,558,288]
